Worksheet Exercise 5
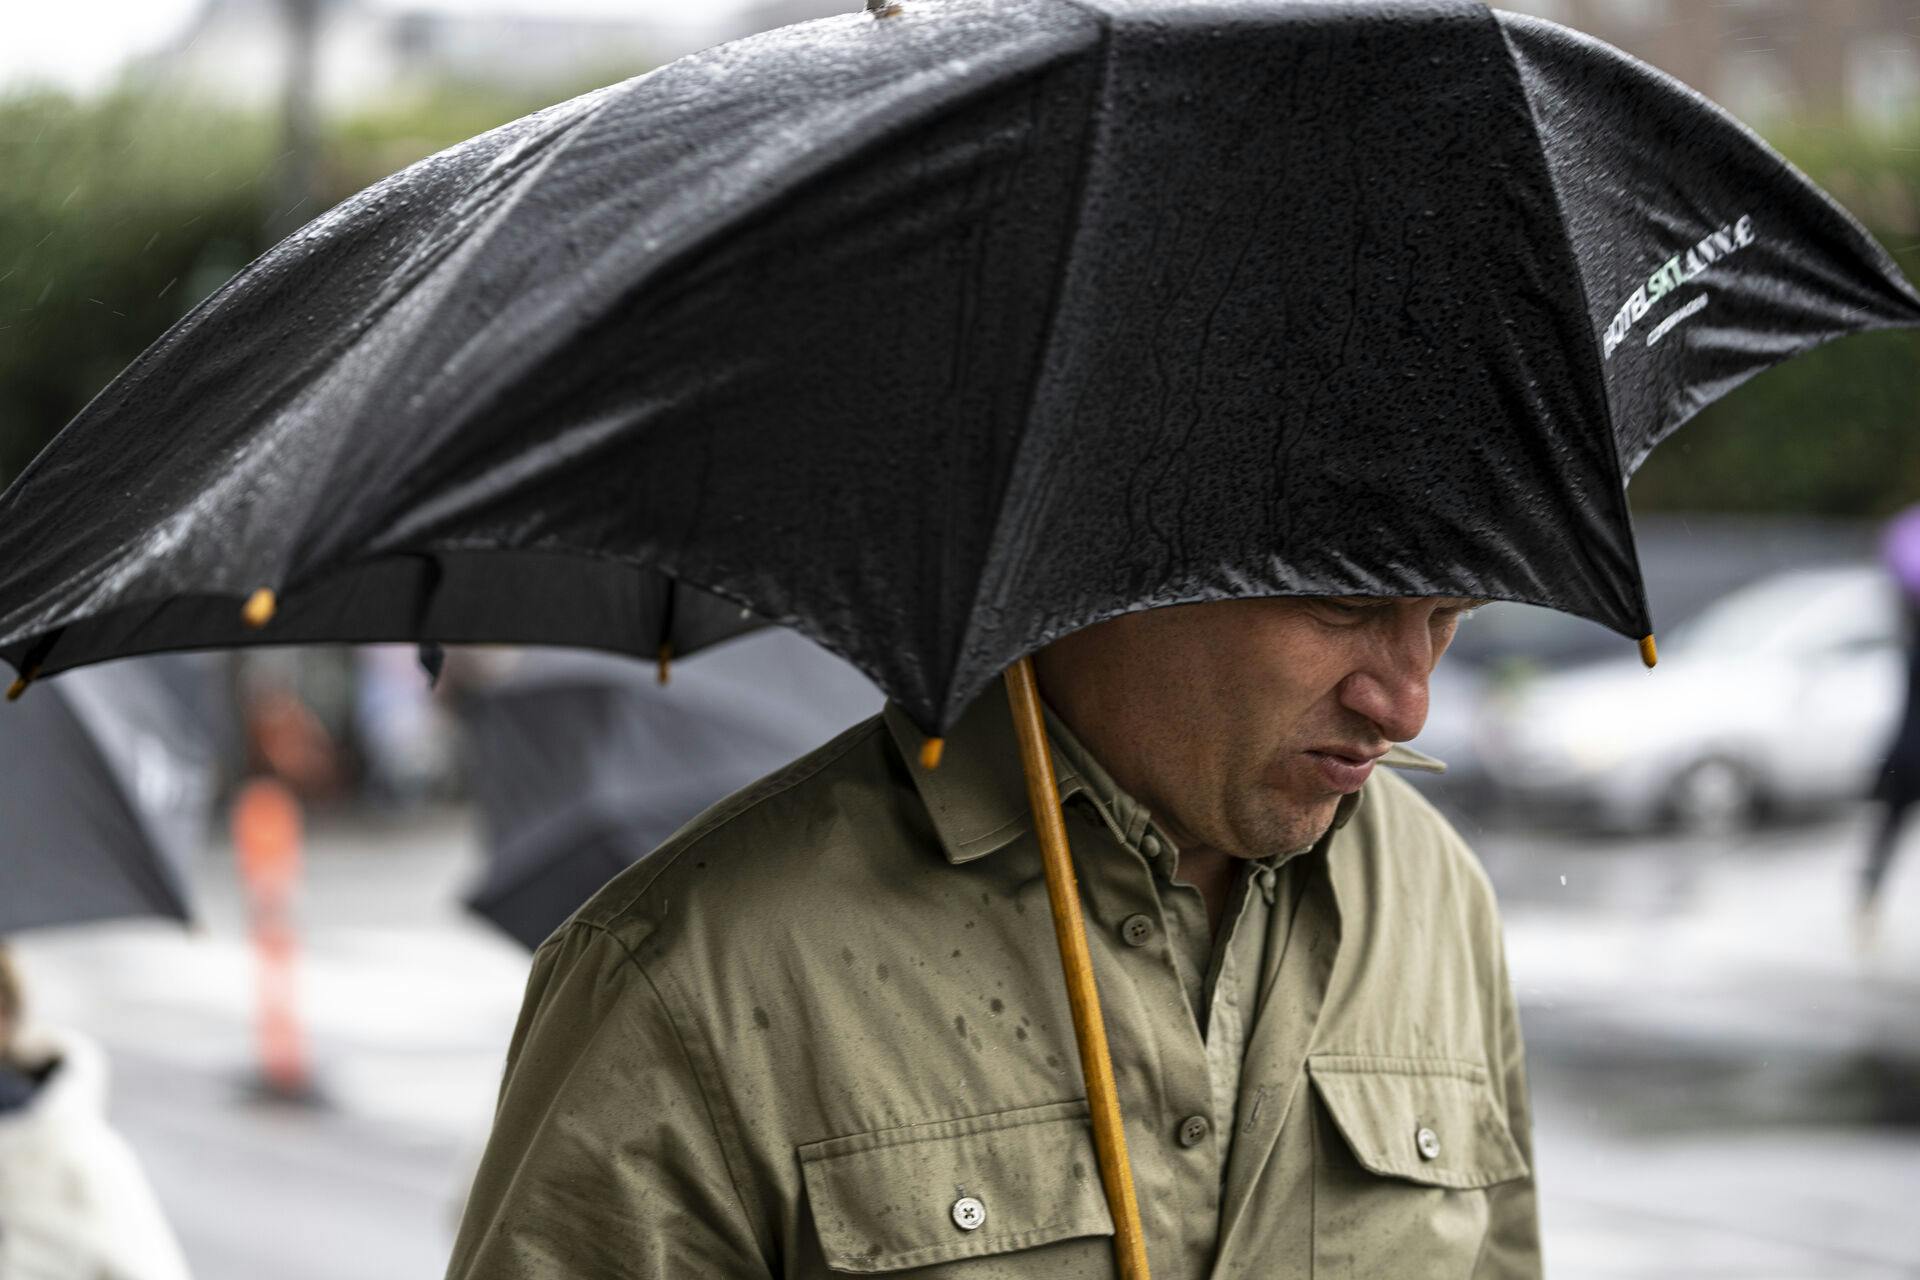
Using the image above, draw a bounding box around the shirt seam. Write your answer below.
[856,1217,1113,1272]
[1306,1053,1490,1081]
[581,918,772,1264]
[593,717,885,922]
[797,1098,1089,1160]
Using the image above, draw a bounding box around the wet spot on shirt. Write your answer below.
[753,1007,771,1030]
[876,963,890,982]
[840,946,855,965]
[989,998,1004,1015]
[955,1015,969,1040]
[1015,1026,1029,1041]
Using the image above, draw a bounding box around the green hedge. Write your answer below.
[0,82,558,486]
[1630,120,1920,517]
[0,90,278,481]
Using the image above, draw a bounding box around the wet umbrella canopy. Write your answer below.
[458,632,881,949]
[1,0,1915,730]
[0,658,216,934]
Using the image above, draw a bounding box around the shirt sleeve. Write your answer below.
[1475,939,1543,1280]
[446,921,770,1280]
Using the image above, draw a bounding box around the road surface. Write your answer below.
[12,803,1919,1278]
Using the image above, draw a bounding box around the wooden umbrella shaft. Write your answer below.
[1003,656,1152,1280]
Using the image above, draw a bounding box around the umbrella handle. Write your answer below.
[1004,657,1152,1280]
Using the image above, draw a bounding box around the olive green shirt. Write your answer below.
[1042,708,1282,1193]
[448,692,1541,1279]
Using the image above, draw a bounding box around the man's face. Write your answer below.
[1033,595,1484,860]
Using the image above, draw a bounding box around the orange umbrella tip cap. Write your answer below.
[919,737,945,770]
[242,587,277,629]
[1639,634,1658,668]
[656,643,673,686]
[5,664,39,701]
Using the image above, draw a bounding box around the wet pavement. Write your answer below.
[1478,812,1920,1277]
[10,803,1919,1278]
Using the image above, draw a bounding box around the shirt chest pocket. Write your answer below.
[796,1099,1115,1276]
[1307,1055,1530,1277]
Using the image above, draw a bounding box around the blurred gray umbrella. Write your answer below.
[457,630,881,948]
[0,657,218,933]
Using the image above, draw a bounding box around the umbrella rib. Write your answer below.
[943,11,1116,728]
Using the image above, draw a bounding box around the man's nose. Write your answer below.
[1337,633,1434,743]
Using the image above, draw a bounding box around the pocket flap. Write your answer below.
[797,1099,1114,1273]
[1308,1055,1529,1190]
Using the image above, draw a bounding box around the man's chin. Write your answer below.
[1231,792,1340,860]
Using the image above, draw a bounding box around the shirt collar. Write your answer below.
[1043,703,1156,852]
[884,694,1440,867]
[883,693,1052,865]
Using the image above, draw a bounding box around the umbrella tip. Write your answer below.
[6,663,40,701]
[1639,634,1658,668]
[657,643,672,686]
[242,587,277,629]
[919,737,945,770]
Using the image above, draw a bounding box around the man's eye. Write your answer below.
[1314,599,1377,623]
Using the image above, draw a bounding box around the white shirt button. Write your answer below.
[951,1196,986,1231]
[1416,1126,1441,1161]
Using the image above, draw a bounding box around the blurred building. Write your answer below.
[749,0,1919,129]
[735,0,847,34]
[126,0,673,112]
[1499,0,1920,128]
[127,0,1920,129]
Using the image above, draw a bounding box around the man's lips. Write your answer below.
[1305,747,1387,793]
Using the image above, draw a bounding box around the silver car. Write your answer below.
[1474,566,1906,833]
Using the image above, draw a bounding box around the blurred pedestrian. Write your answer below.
[0,945,193,1280]
[352,645,454,807]
[1860,504,1920,949]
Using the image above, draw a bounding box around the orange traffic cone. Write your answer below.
[232,778,318,1102]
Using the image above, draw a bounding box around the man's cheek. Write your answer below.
[1262,754,1326,801]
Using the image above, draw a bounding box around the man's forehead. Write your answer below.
[1318,594,1493,607]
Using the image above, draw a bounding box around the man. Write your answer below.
[447,594,1539,1278]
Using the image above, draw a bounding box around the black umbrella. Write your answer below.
[2,3,1915,1270]
[3,3,1915,725]
[0,657,217,933]
[458,631,881,948]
